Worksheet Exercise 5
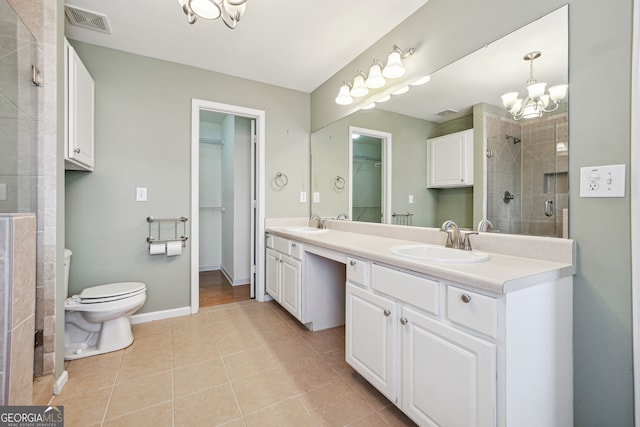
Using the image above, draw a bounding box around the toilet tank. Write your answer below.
[64,249,72,297]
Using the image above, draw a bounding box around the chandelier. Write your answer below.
[501,51,568,120]
[335,45,416,106]
[177,0,246,29]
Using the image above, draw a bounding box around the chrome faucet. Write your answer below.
[477,219,494,232]
[441,220,478,250]
[309,213,325,229]
[336,213,348,220]
[440,220,461,249]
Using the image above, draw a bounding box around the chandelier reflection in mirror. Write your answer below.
[501,51,568,120]
[177,0,246,29]
[335,45,416,106]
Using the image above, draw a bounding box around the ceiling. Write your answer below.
[63,0,430,93]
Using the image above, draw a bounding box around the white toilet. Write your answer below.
[64,249,147,360]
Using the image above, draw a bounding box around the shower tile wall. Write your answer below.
[486,114,522,234]
[0,214,36,405]
[486,111,568,237]
[6,0,60,378]
[521,113,568,237]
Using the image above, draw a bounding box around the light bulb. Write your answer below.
[548,84,568,103]
[382,51,405,78]
[350,74,369,97]
[189,0,221,19]
[365,63,386,89]
[335,83,353,105]
[501,92,519,110]
[526,82,547,100]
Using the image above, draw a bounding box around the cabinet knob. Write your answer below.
[383,309,391,317]
[292,243,296,247]
[350,260,356,266]
[73,148,81,154]
[461,294,472,303]
[400,317,408,325]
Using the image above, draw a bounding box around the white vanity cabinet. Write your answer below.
[64,38,95,171]
[427,129,473,188]
[265,235,302,320]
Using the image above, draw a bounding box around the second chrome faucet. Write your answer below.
[440,220,478,250]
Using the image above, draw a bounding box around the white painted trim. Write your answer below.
[53,370,68,395]
[130,306,191,324]
[348,126,393,224]
[190,99,267,315]
[631,0,640,423]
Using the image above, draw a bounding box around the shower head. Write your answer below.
[506,135,521,144]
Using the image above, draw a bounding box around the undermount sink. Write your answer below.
[282,226,329,234]
[389,244,490,264]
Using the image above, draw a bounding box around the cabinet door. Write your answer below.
[265,249,280,301]
[401,305,495,427]
[346,283,397,402]
[427,129,473,188]
[67,41,95,170]
[281,256,301,320]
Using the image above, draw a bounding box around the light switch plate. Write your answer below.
[136,187,147,202]
[408,194,414,204]
[313,192,320,203]
[580,164,626,197]
[299,191,307,203]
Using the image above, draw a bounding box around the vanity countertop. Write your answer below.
[266,223,575,294]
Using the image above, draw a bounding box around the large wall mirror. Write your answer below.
[311,5,568,237]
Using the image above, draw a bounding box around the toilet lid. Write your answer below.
[79,282,146,303]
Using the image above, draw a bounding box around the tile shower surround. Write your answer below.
[5,0,60,379]
[486,111,568,237]
[52,300,417,427]
[0,214,36,405]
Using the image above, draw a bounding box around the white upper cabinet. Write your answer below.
[427,129,474,188]
[65,39,95,171]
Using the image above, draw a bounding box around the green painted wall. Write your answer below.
[65,41,310,314]
[311,0,635,424]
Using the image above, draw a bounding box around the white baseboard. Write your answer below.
[130,306,191,324]
[199,265,220,272]
[53,370,68,395]
[221,267,250,286]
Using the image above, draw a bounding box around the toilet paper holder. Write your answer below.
[146,216,188,247]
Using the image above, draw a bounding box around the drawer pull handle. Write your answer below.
[292,243,297,247]
[400,317,408,325]
[350,260,356,266]
[461,294,472,303]
[383,309,391,317]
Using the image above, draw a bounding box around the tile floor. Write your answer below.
[51,300,417,426]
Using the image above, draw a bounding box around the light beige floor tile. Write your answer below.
[217,418,245,427]
[63,364,119,394]
[223,345,278,380]
[342,371,393,410]
[65,350,124,374]
[280,356,340,393]
[172,338,221,367]
[132,318,173,338]
[320,347,356,377]
[116,350,172,383]
[302,329,344,354]
[252,319,301,342]
[102,401,173,427]
[32,375,54,406]
[300,379,375,426]
[174,356,229,398]
[106,371,173,419]
[243,397,316,427]
[216,330,265,356]
[378,404,419,426]
[174,383,241,427]
[51,387,111,427]
[125,334,173,355]
[264,335,317,365]
[347,412,390,427]
[232,367,301,415]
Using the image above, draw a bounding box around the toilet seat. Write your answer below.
[75,282,146,304]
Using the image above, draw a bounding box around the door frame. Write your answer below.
[190,99,266,314]
[348,126,392,223]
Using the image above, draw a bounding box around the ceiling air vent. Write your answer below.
[435,109,459,118]
[65,6,111,34]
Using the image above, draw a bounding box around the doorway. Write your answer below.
[349,126,392,223]
[190,99,266,314]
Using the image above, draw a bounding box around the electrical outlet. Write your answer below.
[299,191,307,203]
[580,164,625,197]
